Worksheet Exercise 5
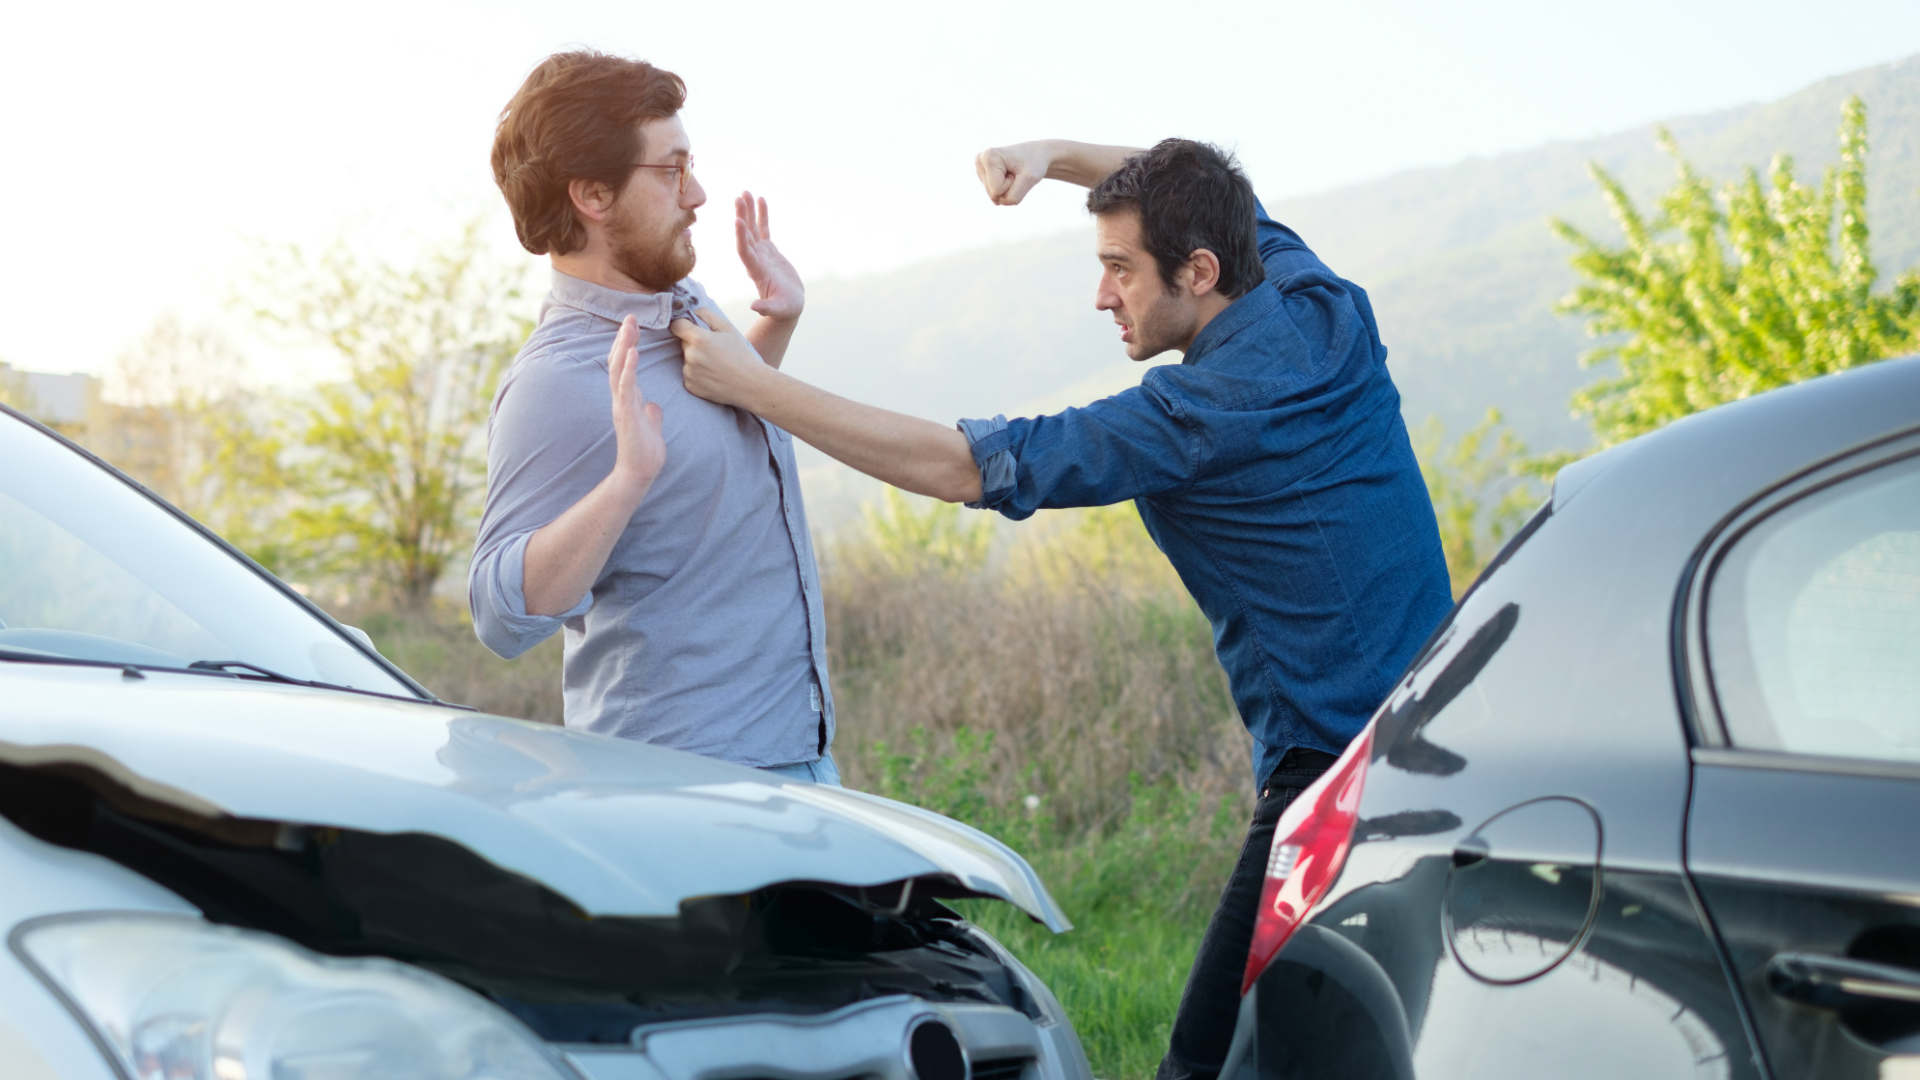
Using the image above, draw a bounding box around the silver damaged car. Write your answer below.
[0,402,1091,1080]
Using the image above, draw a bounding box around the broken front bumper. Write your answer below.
[566,995,1088,1080]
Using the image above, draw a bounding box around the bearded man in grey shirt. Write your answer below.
[469,50,837,783]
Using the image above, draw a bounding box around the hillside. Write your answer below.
[766,54,1920,528]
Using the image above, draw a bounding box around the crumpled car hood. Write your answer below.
[0,665,1068,930]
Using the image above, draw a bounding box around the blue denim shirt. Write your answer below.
[960,202,1453,789]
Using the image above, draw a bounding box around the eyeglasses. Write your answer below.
[631,155,695,197]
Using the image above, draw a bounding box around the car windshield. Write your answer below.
[0,410,420,699]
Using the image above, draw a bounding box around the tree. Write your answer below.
[1553,96,1920,447]
[244,222,532,610]
[194,389,310,580]
[1415,409,1540,597]
[96,315,250,515]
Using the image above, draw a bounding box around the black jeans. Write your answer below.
[1155,746,1339,1080]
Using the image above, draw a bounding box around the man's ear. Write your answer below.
[568,177,616,224]
[1184,248,1222,297]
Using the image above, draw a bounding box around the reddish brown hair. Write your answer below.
[491,51,687,256]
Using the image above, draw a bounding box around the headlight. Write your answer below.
[13,913,577,1080]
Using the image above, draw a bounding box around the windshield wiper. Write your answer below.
[0,646,66,662]
[0,651,459,708]
[182,659,460,707]
[187,658,311,684]
[186,659,363,693]
[0,651,311,688]
[0,647,137,669]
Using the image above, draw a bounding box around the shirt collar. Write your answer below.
[1183,282,1281,365]
[547,268,701,329]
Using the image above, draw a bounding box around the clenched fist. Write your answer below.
[975,142,1055,206]
[672,307,770,410]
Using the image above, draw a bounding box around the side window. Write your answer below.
[1705,455,1920,763]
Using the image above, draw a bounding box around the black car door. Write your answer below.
[1680,437,1920,1079]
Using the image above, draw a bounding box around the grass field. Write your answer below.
[356,501,1253,1079]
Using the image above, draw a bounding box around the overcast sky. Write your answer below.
[5,0,1919,378]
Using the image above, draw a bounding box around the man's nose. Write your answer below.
[682,173,707,210]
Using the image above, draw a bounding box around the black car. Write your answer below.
[1222,355,1920,1079]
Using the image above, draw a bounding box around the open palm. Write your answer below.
[607,315,666,497]
[735,192,803,321]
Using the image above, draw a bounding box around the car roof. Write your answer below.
[1553,352,1920,532]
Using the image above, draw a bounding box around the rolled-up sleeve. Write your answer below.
[956,416,1017,509]
[956,381,1200,521]
[470,529,592,658]
[468,351,611,659]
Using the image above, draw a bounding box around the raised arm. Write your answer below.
[974,139,1142,204]
[519,315,665,616]
[734,191,803,369]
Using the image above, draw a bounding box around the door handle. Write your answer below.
[1766,952,1920,1010]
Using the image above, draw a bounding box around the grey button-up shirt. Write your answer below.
[468,269,834,767]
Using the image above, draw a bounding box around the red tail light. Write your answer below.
[1241,723,1374,994]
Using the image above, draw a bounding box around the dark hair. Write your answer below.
[1086,139,1265,299]
[491,51,687,256]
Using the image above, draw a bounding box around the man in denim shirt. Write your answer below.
[672,138,1453,1076]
